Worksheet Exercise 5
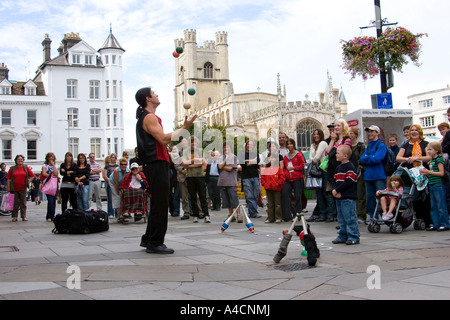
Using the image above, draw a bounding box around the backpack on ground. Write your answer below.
[52,209,109,234]
[376,141,396,177]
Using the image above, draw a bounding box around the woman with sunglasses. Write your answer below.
[108,158,129,218]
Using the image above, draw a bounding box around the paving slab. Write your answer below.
[0,201,449,302]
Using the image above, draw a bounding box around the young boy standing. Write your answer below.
[332,145,360,245]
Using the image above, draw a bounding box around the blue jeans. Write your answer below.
[172,181,180,215]
[46,194,56,220]
[77,184,90,211]
[106,184,114,216]
[429,184,450,228]
[242,177,260,217]
[336,199,360,242]
[365,179,386,219]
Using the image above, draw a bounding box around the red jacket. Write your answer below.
[283,152,305,181]
[260,166,285,191]
[120,172,149,190]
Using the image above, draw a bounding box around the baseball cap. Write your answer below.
[130,162,139,169]
[365,125,381,133]
[327,123,335,128]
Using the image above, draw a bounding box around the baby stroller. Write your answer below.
[117,189,150,224]
[368,162,427,234]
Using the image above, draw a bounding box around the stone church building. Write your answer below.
[173,29,348,150]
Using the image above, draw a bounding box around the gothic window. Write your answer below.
[296,120,320,151]
[204,62,213,78]
[180,67,185,83]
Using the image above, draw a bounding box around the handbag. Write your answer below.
[310,163,323,178]
[75,184,84,197]
[0,193,7,211]
[5,192,14,211]
[42,174,58,196]
[409,165,428,192]
[319,155,329,171]
[305,176,322,190]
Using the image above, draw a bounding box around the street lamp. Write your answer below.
[58,119,70,152]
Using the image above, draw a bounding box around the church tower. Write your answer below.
[174,29,233,125]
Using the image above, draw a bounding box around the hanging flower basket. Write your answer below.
[341,27,427,80]
[341,36,379,80]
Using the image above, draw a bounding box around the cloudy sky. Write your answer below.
[1,0,449,148]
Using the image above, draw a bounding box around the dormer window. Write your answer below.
[24,80,37,96]
[0,79,12,95]
[0,87,10,95]
[72,54,81,64]
[85,55,94,65]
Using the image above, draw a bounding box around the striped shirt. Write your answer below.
[428,156,444,185]
[89,161,102,180]
[332,161,358,200]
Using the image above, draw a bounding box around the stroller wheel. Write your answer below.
[368,221,380,233]
[413,219,426,230]
[373,223,381,233]
[390,223,403,234]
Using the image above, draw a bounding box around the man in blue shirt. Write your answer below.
[206,150,221,211]
[360,125,387,222]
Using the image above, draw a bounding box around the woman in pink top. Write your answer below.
[324,119,352,222]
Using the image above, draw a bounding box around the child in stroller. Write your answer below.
[376,175,404,221]
[368,165,418,234]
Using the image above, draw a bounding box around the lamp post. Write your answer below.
[58,119,70,152]
[360,0,397,93]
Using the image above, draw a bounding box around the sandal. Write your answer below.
[22,217,28,221]
[12,218,17,222]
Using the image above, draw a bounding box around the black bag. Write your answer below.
[310,163,323,178]
[52,209,109,234]
[376,141,396,176]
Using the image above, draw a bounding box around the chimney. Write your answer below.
[42,34,52,63]
[0,63,9,81]
[62,32,82,52]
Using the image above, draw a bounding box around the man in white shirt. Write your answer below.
[88,153,103,211]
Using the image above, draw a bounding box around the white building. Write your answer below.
[0,31,125,172]
[408,87,450,137]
